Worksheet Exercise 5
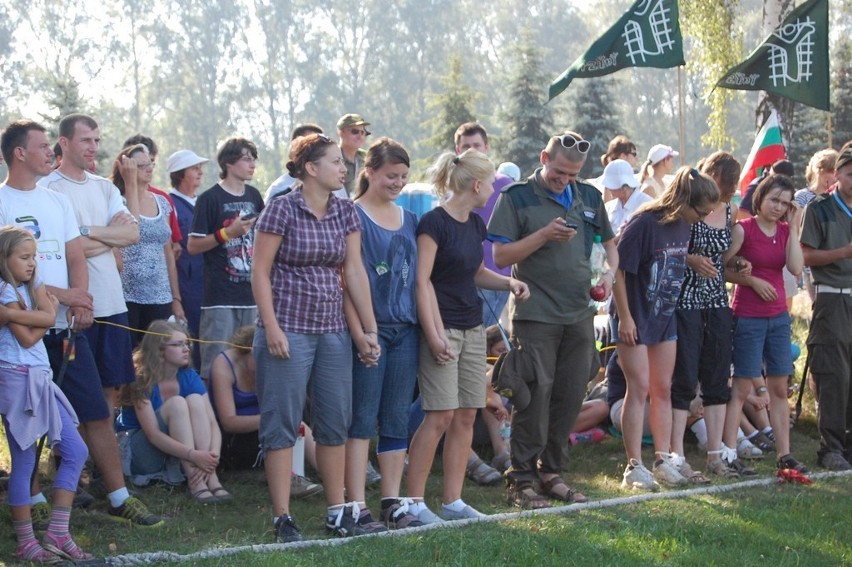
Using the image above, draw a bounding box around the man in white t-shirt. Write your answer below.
[0,118,163,526]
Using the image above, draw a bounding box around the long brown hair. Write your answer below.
[0,226,39,310]
[354,137,410,199]
[635,167,720,224]
[122,320,190,405]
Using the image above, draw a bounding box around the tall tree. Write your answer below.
[422,57,477,157]
[565,76,622,179]
[497,33,551,178]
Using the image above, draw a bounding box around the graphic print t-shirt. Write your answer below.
[190,184,264,307]
[617,211,690,345]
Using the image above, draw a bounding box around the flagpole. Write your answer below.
[678,66,686,164]
[828,112,832,148]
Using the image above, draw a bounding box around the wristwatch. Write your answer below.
[79,226,91,237]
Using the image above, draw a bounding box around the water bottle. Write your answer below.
[500,420,511,441]
[569,428,606,445]
[589,234,608,306]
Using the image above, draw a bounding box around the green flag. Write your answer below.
[716,0,829,111]
[548,0,684,102]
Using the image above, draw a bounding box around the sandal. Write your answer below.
[43,531,94,561]
[209,486,234,501]
[707,458,739,478]
[507,482,551,510]
[188,487,219,503]
[540,476,588,504]
[16,540,62,564]
[466,456,502,486]
[676,461,711,485]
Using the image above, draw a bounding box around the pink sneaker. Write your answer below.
[15,540,62,564]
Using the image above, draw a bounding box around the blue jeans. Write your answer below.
[349,324,419,443]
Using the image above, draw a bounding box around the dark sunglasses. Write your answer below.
[556,134,590,154]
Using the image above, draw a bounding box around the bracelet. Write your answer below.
[217,227,231,244]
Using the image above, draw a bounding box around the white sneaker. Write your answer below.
[621,459,659,491]
[410,502,443,524]
[652,453,688,487]
[440,503,484,521]
[737,437,764,460]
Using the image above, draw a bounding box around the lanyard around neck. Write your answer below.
[833,191,852,219]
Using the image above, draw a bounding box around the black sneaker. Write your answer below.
[777,454,809,474]
[725,457,758,477]
[751,431,776,452]
[356,509,388,534]
[107,496,164,528]
[274,514,303,543]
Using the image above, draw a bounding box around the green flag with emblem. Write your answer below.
[548,0,685,102]
[716,0,829,111]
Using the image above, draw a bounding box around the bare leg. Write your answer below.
[315,444,346,507]
[703,404,726,463]
[406,410,453,498]
[441,408,476,504]
[377,449,406,499]
[76,418,126,493]
[671,408,689,456]
[572,400,610,433]
[344,438,369,503]
[265,448,292,517]
[481,409,508,456]
[618,344,651,464]
[646,341,677,460]
[767,375,791,456]
[723,379,752,449]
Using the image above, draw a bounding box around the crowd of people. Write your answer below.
[0,112,850,561]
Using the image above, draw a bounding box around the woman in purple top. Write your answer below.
[613,168,719,491]
[252,134,379,542]
[722,174,807,473]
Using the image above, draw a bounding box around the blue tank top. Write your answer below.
[356,204,418,325]
[209,352,259,417]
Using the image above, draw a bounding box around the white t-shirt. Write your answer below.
[605,189,653,236]
[0,279,50,366]
[41,170,130,317]
[0,184,80,329]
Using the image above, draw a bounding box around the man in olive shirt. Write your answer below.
[800,142,852,471]
[488,132,618,507]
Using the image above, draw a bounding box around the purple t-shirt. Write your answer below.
[731,217,789,318]
[473,173,513,276]
[417,207,486,330]
[254,189,361,334]
[617,211,690,345]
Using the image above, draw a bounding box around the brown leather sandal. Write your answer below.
[540,476,589,503]
[507,482,551,510]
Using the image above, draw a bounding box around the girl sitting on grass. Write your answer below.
[0,226,92,563]
[117,320,232,503]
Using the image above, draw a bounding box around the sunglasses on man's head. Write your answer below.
[556,134,590,154]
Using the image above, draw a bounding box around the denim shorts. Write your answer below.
[732,312,793,378]
[349,324,419,441]
[254,326,352,449]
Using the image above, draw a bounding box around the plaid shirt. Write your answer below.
[255,189,361,333]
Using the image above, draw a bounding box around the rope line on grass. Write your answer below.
[103,469,852,565]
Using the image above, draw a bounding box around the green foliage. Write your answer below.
[497,32,551,178]
[832,37,852,147]
[422,56,477,157]
[564,76,622,179]
[680,0,744,149]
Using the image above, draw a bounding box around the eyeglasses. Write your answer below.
[349,128,368,136]
[164,341,191,349]
[555,134,590,154]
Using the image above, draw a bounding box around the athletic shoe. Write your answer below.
[621,459,659,491]
[31,502,51,532]
[751,431,776,452]
[652,454,688,487]
[274,514,303,543]
[777,454,809,474]
[817,452,852,471]
[107,496,164,527]
[380,498,424,529]
[440,503,484,521]
[290,474,323,500]
[722,445,757,476]
[356,509,388,534]
[737,437,764,460]
[411,503,444,525]
[365,461,382,486]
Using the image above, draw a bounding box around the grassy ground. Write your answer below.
[0,297,849,565]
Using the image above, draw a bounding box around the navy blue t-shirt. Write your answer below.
[617,211,690,345]
[417,207,485,330]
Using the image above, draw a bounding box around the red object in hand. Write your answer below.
[589,285,606,301]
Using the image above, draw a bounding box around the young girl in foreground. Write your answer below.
[613,168,720,491]
[406,150,526,522]
[722,174,807,473]
[117,320,231,502]
[0,226,92,563]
